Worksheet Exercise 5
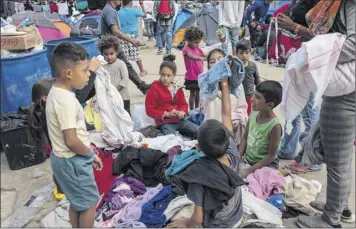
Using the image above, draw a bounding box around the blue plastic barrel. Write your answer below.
[1,48,51,114]
[44,36,100,63]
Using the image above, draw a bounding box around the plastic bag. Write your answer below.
[2,183,55,228]
[131,104,155,131]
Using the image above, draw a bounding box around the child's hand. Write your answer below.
[177,111,186,119]
[164,111,176,118]
[239,167,253,179]
[93,155,103,171]
[88,57,101,72]
[134,40,145,47]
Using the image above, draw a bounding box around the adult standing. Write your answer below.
[143,0,155,41]
[242,0,274,48]
[218,0,245,55]
[274,0,329,160]
[296,0,356,227]
[152,0,175,55]
[101,0,150,95]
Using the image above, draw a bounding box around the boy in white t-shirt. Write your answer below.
[46,42,103,228]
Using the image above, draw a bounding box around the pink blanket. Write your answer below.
[247,167,285,200]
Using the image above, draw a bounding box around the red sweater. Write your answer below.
[145,80,188,126]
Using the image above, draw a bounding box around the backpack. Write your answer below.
[157,0,174,20]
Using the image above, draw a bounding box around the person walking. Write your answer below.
[218,0,245,55]
[101,0,150,95]
[152,0,175,55]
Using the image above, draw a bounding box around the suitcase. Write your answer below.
[0,126,47,170]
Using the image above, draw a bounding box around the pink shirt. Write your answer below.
[183,46,204,81]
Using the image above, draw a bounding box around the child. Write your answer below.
[239,80,283,179]
[119,0,147,77]
[168,78,244,228]
[145,54,199,139]
[236,40,260,115]
[183,26,205,111]
[46,42,103,228]
[203,48,248,146]
[98,35,131,115]
[28,78,56,150]
[28,78,67,198]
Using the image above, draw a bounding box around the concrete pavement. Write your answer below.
[1,43,354,227]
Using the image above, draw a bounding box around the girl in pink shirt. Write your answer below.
[183,26,205,111]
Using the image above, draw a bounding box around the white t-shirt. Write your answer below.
[144,1,154,19]
[46,87,90,158]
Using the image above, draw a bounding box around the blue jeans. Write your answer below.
[144,19,154,38]
[158,120,198,139]
[156,23,172,52]
[279,93,320,159]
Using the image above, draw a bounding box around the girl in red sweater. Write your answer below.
[145,54,199,139]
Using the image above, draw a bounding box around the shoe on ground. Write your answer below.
[297,215,342,228]
[157,49,163,55]
[53,186,65,201]
[310,201,355,224]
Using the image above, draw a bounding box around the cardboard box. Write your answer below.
[1,25,43,51]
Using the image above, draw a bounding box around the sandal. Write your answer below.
[288,161,310,174]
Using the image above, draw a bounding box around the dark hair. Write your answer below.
[207,48,226,64]
[255,80,282,108]
[28,78,56,149]
[160,54,177,75]
[122,0,132,6]
[184,26,204,42]
[197,120,230,159]
[51,42,89,78]
[236,39,251,52]
[98,35,120,53]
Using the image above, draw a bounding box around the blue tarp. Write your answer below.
[173,8,193,36]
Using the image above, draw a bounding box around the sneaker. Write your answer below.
[311,201,355,224]
[166,51,172,55]
[157,49,163,55]
[341,209,356,224]
[297,215,341,228]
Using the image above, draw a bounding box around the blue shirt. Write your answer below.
[118,7,145,36]
[242,0,271,27]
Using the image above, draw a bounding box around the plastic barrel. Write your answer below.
[44,36,100,63]
[1,48,51,114]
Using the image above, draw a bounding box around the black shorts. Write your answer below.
[184,80,199,91]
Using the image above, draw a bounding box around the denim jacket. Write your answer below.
[198,55,245,101]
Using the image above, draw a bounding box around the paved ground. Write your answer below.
[1,42,355,228]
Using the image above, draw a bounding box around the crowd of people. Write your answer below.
[25,0,355,228]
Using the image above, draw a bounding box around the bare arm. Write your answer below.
[185,51,204,61]
[139,1,147,18]
[221,79,233,132]
[63,129,91,156]
[239,120,249,157]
